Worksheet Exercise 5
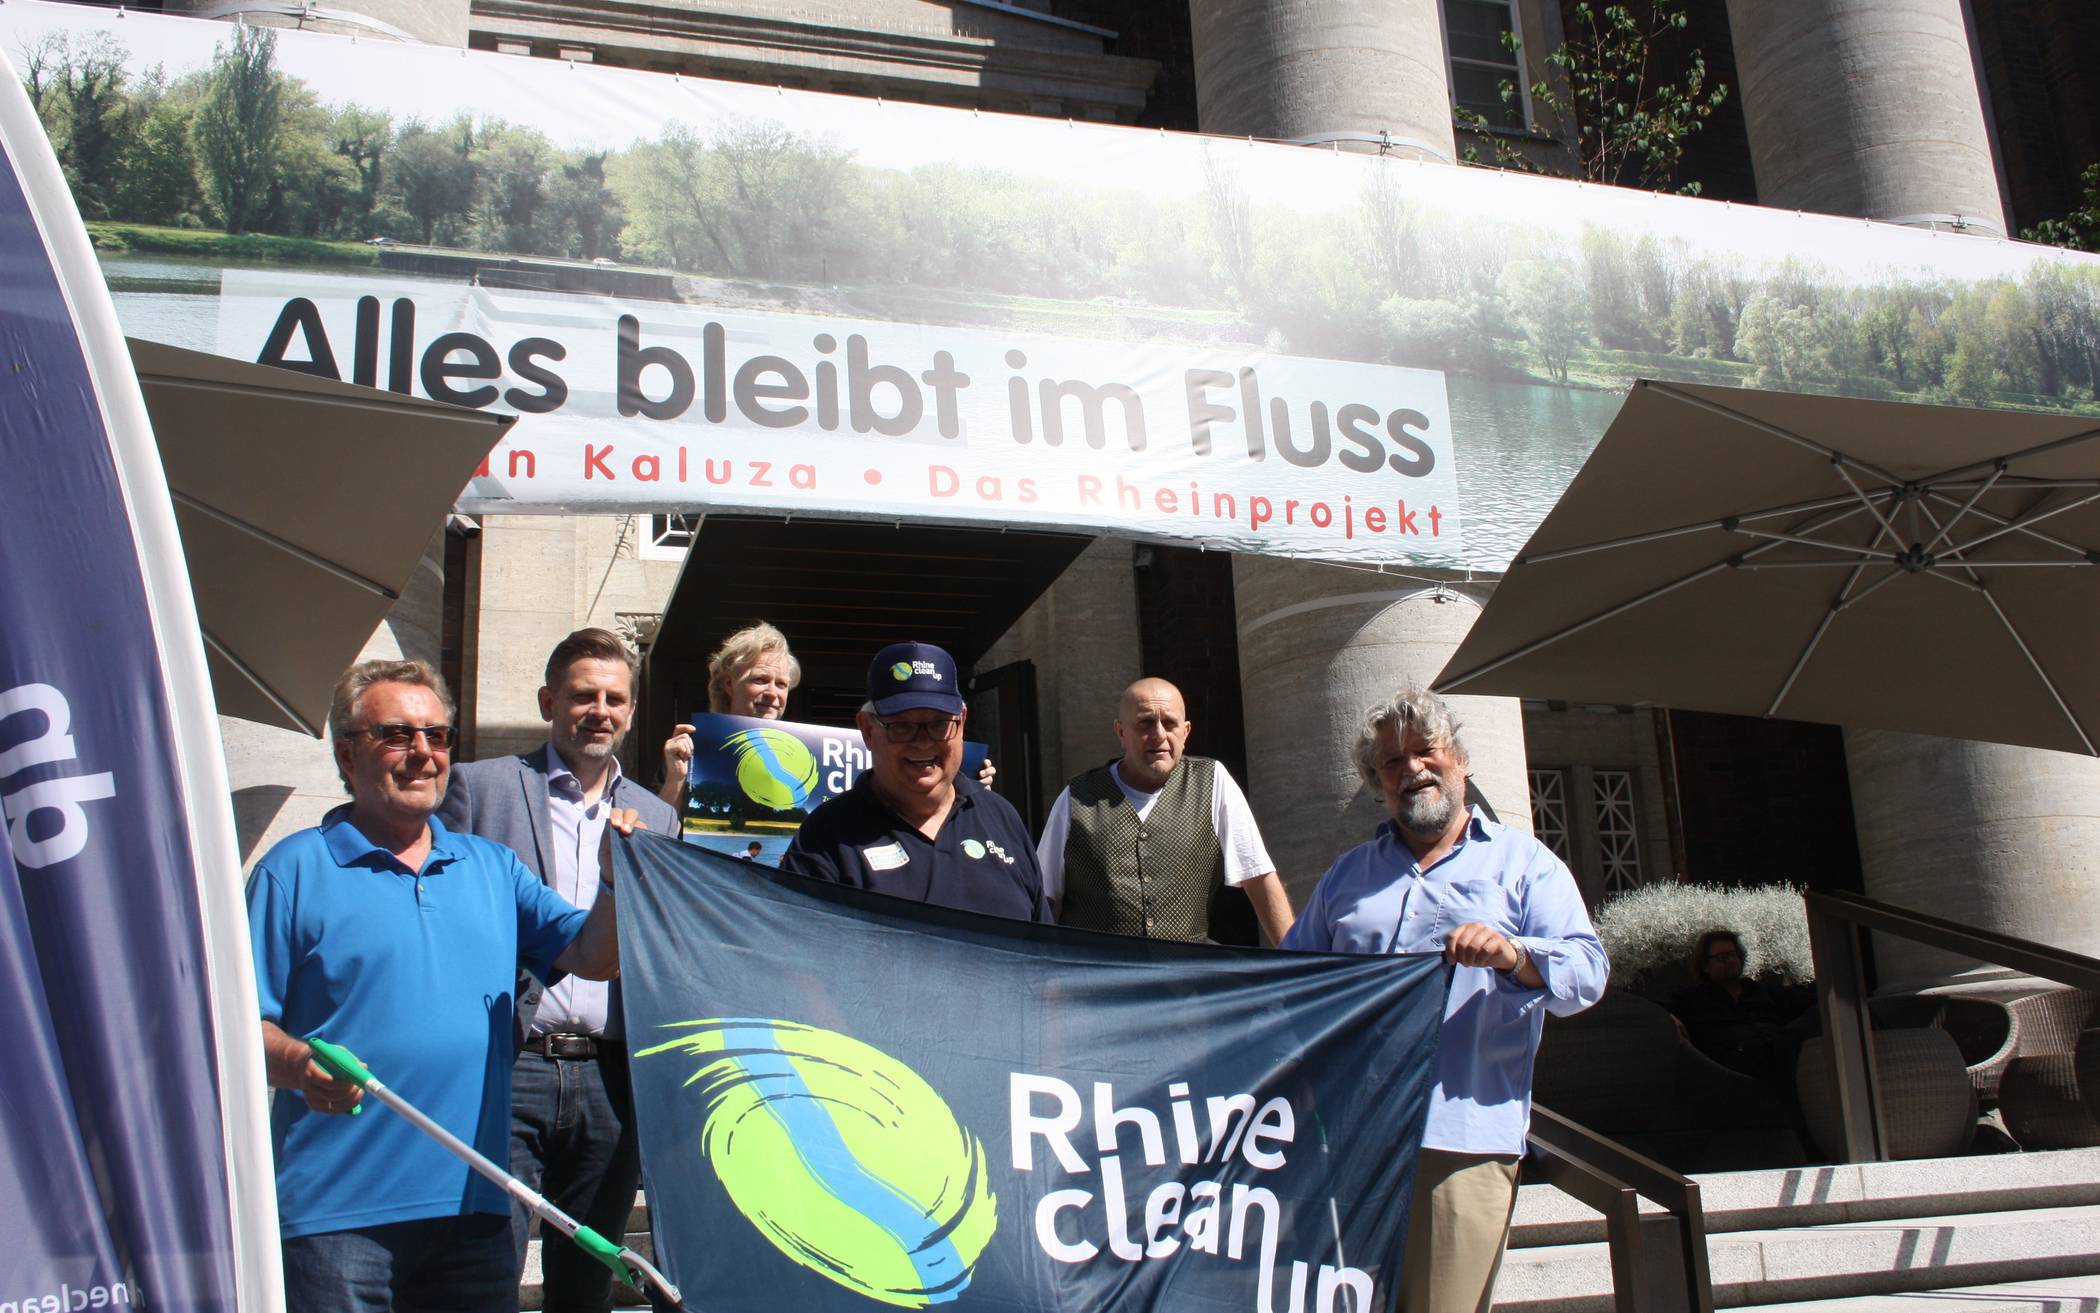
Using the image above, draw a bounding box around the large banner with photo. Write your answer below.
[8,0,2100,568]
[615,834,1450,1313]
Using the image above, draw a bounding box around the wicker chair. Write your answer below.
[1994,990,2100,1148]
[1795,1027,1976,1160]
[1868,993,2017,1102]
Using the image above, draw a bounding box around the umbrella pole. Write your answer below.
[306,1036,684,1310]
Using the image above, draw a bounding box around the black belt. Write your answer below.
[525,1033,620,1060]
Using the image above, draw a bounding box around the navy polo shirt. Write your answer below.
[247,806,587,1237]
[782,773,1049,922]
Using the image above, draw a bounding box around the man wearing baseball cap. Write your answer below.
[780,642,1048,922]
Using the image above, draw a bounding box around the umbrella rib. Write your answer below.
[1831,460,1904,543]
[1646,382,1907,487]
[1921,419,2100,486]
[1924,462,2006,553]
[172,491,402,601]
[1520,493,1868,565]
[1764,560,1901,715]
[1924,490,2090,558]
[1974,587,2098,756]
[198,625,323,737]
[1939,489,2100,559]
[1448,496,1889,692]
[1438,557,1743,691]
[1733,526,1897,559]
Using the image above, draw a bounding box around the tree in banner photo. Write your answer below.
[613,835,1449,1313]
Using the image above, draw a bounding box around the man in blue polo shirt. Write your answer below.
[782,642,1047,922]
[1283,682,1606,1313]
[246,658,633,1313]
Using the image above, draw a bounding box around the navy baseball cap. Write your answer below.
[867,642,964,717]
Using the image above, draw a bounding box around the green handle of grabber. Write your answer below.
[572,1225,627,1278]
[306,1036,372,1115]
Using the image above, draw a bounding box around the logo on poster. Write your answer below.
[726,728,821,811]
[638,1019,997,1307]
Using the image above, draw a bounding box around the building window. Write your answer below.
[1528,768,1572,865]
[638,512,698,561]
[1445,0,1527,130]
[1593,768,1644,895]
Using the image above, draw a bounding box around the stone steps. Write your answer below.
[519,1152,2100,1310]
[1496,1148,2100,1312]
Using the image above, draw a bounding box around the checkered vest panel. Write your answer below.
[1060,757,1222,941]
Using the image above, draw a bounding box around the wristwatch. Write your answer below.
[1502,939,1530,979]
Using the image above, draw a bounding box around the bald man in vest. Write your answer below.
[1037,678,1294,944]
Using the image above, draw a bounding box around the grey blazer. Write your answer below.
[438,747,679,1046]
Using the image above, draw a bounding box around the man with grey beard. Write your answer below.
[1283,683,1606,1313]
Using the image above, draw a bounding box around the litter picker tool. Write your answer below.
[306,1036,683,1310]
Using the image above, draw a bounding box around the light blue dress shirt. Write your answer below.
[533,743,620,1039]
[1282,807,1607,1155]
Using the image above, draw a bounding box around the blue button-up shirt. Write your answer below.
[1283,807,1607,1155]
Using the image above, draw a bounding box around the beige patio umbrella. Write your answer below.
[1435,379,2100,755]
[128,338,512,736]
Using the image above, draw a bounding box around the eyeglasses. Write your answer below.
[1707,950,1743,962]
[356,723,455,752]
[875,716,961,744]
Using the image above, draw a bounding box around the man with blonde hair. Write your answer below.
[1283,683,1606,1313]
[249,658,633,1313]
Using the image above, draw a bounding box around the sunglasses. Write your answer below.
[875,716,961,744]
[356,723,456,751]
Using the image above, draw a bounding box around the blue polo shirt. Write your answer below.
[247,806,588,1237]
[781,773,1049,922]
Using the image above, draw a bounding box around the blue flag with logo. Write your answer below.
[616,833,1449,1313]
[1,57,275,1313]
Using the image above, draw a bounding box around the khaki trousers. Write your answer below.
[1397,1148,1522,1313]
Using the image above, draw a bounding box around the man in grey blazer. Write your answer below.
[438,628,676,1313]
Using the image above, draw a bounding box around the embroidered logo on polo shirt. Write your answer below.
[861,842,909,871]
[962,838,1015,864]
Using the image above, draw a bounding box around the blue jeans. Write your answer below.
[281,1213,513,1313]
[510,1045,641,1313]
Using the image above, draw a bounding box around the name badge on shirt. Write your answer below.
[861,842,910,872]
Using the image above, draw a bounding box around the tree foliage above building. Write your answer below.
[1457,0,1728,196]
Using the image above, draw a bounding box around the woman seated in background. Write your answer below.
[657,620,991,806]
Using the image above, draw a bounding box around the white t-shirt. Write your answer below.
[1035,759,1275,902]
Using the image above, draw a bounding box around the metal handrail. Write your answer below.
[1526,1105,1714,1313]
[1804,888,2100,1162]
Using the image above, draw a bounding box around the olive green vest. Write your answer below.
[1060,757,1222,941]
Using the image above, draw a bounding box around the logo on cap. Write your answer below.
[890,662,912,681]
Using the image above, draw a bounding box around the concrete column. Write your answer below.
[1844,730,2100,991]
[979,539,1145,819]
[1724,0,2009,235]
[1724,1,2097,989]
[223,529,445,867]
[165,0,469,47]
[1232,558,1530,899]
[1187,0,1457,161]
